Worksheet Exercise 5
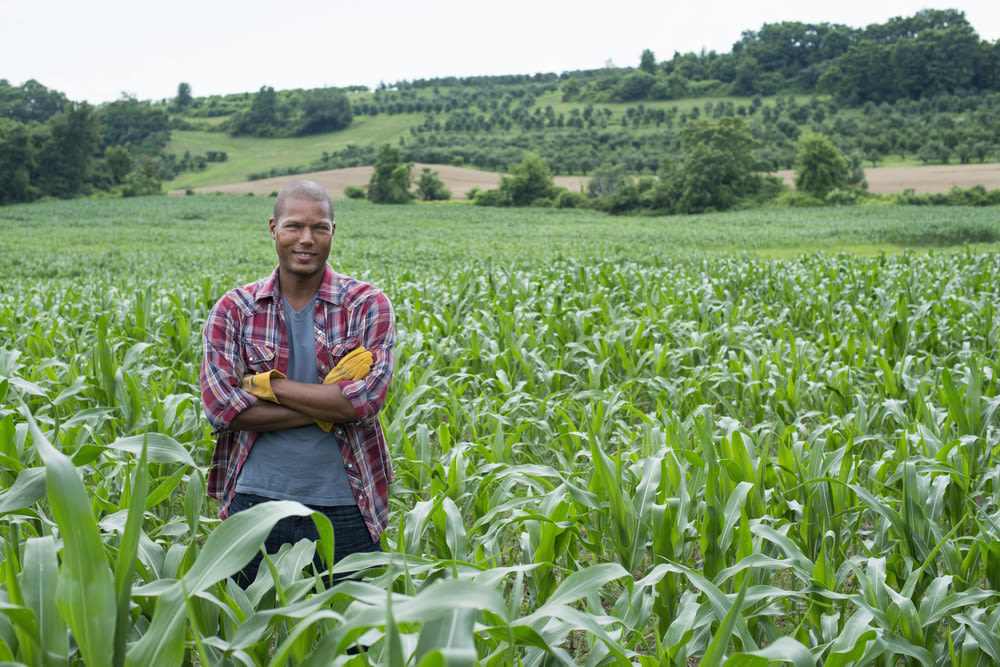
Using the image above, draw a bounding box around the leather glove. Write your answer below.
[241,369,286,403]
[316,346,372,431]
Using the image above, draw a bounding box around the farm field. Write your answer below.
[169,163,1000,200]
[1,197,999,665]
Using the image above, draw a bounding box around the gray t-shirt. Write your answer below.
[236,295,356,506]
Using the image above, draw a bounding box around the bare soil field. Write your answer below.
[171,163,1000,199]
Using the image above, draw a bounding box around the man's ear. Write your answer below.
[269,217,277,240]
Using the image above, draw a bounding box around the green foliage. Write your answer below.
[671,116,760,213]
[228,85,282,137]
[298,87,352,135]
[34,102,101,199]
[343,184,366,199]
[173,82,193,111]
[98,94,171,157]
[414,167,451,201]
[794,132,849,199]
[104,145,132,185]
[0,118,33,204]
[554,190,586,208]
[0,78,68,123]
[367,144,414,204]
[499,151,556,206]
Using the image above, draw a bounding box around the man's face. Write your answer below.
[269,197,334,281]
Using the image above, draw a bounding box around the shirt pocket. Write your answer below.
[326,336,361,368]
[244,340,277,373]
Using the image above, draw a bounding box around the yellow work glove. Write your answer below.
[241,369,286,403]
[316,346,372,431]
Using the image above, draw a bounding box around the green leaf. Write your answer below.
[414,608,477,667]
[21,536,68,662]
[726,637,816,667]
[114,439,150,667]
[542,562,629,609]
[104,433,196,466]
[26,410,116,667]
[0,467,46,513]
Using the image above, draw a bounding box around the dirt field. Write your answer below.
[171,163,1000,199]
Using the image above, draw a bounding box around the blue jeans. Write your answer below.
[229,492,382,588]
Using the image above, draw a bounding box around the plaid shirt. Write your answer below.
[200,264,395,542]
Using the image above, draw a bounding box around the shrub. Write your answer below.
[473,188,509,207]
[772,191,824,207]
[555,190,586,208]
[344,185,366,200]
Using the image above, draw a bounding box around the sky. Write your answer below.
[2,0,999,105]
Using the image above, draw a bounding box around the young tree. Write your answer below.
[367,144,413,204]
[670,116,759,213]
[415,167,451,201]
[639,49,657,74]
[794,132,848,198]
[500,151,555,206]
[174,82,193,111]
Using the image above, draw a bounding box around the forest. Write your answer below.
[1,8,998,210]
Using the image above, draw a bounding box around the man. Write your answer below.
[200,180,395,586]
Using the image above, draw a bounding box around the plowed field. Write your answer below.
[171,163,1000,199]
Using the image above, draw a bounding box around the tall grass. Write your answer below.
[1,197,998,664]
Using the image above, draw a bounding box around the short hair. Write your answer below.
[273,180,335,221]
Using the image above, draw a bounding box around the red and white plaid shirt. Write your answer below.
[200,264,395,542]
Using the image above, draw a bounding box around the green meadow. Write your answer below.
[1,197,999,665]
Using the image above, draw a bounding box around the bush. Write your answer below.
[772,191,824,207]
[472,188,509,207]
[824,188,857,206]
[120,172,161,198]
[555,190,586,208]
[344,185,366,200]
[415,167,451,201]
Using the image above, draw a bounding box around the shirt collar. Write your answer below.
[257,264,340,305]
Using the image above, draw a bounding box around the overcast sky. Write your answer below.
[3,0,999,105]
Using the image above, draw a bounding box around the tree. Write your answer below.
[0,78,68,123]
[229,85,281,137]
[639,49,657,74]
[298,88,353,135]
[616,71,656,101]
[367,144,413,204]
[500,151,555,206]
[174,82,193,111]
[104,145,132,184]
[0,118,33,203]
[415,167,451,201]
[670,117,759,213]
[98,94,170,157]
[35,102,101,198]
[794,132,849,199]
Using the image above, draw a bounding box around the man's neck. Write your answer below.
[278,272,323,312]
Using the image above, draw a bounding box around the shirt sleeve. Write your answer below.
[200,295,258,431]
[338,290,396,422]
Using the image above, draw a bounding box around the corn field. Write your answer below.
[1,197,999,665]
